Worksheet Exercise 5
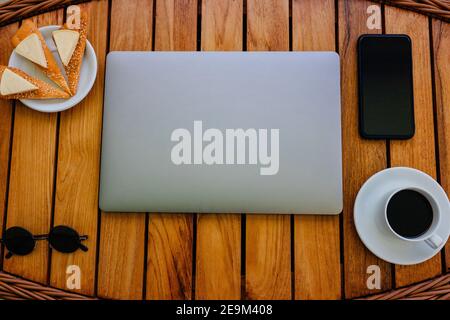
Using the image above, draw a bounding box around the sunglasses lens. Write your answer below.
[3,227,35,256]
[48,226,81,253]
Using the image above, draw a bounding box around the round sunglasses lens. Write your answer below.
[48,226,80,253]
[3,227,35,256]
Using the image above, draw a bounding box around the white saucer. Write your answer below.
[8,25,97,113]
[354,167,450,265]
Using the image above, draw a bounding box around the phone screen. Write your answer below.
[358,35,414,139]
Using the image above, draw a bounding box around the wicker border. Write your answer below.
[0,0,448,301]
[0,271,97,300]
[1,270,449,300]
[358,273,450,300]
[369,0,450,22]
[0,0,449,27]
[0,0,93,27]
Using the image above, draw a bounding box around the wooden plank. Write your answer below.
[195,0,242,300]
[154,0,198,51]
[292,0,340,300]
[50,0,108,295]
[0,23,17,265]
[292,0,335,52]
[98,214,146,299]
[433,19,450,271]
[245,0,291,300]
[3,11,63,283]
[201,0,243,51]
[196,215,241,299]
[97,0,153,300]
[147,214,193,299]
[385,7,441,287]
[146,0,197,300]
[339,0,392,298]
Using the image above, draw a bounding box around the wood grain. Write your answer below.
[0,23,17,266]
[147,214,193,299]
[97,0,153,300]
[292,0,341,300]
[3,11,63,283]
[146,0,197,300]
[201,0,242,52]
[292,0,335,52]
[339,0,392,298]
[246,0,291,299]
[98,213,146,299]
[196,214,241,299]
[195,0,242,300]
[385,7,441,287]
[109,0,153,51]
[50,0,108,295]
[155,0,198,51]
[433,19,450,272]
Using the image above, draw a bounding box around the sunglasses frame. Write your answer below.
[0,225,88,259]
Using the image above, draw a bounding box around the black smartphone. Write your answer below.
[358,34,414,139]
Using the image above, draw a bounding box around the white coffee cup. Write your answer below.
[384,187,443,249]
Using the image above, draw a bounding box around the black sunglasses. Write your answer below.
[0,226,88,259]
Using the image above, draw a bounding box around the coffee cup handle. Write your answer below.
[425,234,443,250]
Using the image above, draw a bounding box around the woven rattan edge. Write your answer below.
[368,0,450,23]
[0,0,93,27]
[1,269,449,300]
[0,271,98,300]
[356,273,450,300]
[0,0,448,27]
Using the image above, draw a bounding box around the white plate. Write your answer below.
[354,167,450,265]
[8,25,97,112]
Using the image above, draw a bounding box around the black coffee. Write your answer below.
[386,189,433,238]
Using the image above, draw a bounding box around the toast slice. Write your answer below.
[0,66,70,100]
[53,11,88,95]
[11,19,71,94]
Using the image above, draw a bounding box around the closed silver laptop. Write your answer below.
[100,52,342,214]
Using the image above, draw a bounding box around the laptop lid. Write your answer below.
[100,52,342,214]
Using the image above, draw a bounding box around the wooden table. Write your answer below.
[0,0,448,300]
